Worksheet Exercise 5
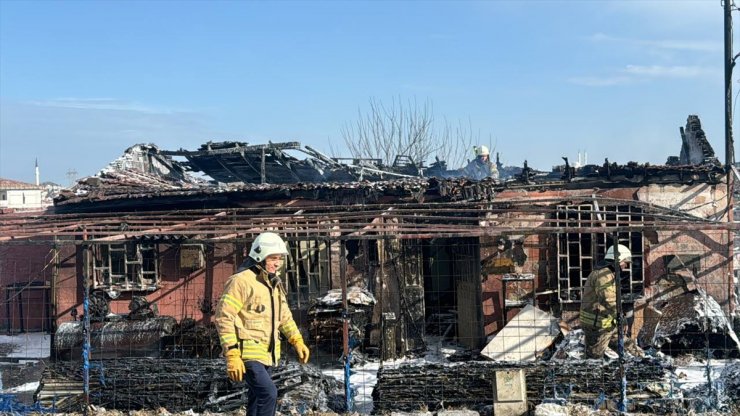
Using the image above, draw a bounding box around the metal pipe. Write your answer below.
[614,232,627,414]
[725,0,735,170]
[82,231,91,414]
[340,241,352,412]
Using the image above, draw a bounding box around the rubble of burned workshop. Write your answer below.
[0,116,738,414]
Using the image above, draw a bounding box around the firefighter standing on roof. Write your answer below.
[215,232,310,416]
[463,145,499,180]
[579,244,644,359]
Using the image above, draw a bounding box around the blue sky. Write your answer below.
[0,0,735,185]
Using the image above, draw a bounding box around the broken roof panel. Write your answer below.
[162,141,326,184]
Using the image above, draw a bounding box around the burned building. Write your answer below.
[0,126,738,413]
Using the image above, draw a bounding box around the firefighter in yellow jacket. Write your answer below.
[215,232,309,416]
[579,244,643,359]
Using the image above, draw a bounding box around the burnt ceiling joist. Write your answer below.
[2,197,735,244]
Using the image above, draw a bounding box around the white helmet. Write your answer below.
[475,145,490,157]
[605,244,632,263]
[248,232,288,262]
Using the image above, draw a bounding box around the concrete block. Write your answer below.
[494,370,526,401]
[492,401,527,416]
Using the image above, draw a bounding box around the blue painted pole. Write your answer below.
[82,241,91,415]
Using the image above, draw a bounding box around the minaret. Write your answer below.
[35,158,40,186]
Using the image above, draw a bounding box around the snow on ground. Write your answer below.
[322,361,379,414]
[0,333,51,358]
[2,381,39,393]
[0,333,49,396]
[673,358,733,391]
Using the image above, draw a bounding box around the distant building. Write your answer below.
[0,178,45,210]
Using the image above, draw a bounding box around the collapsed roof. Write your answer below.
[51,114,727,211]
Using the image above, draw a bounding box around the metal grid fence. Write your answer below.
[0,199,738,415]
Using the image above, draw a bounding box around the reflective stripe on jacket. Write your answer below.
[579,265,617,330]
[214,267,303,366]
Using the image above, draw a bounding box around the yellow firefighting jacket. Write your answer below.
[579,265,617,330]
[214,266,303,366]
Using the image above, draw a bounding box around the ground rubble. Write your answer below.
[31,359,343,414]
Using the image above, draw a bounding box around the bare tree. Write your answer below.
[341,97,435,167]
[341,97,493,170]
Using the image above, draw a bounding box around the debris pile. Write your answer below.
[35,359,343,413]
[372,359,671,413]
[160,318,222,359]
[651,290,740,358]
[308,287,376,352]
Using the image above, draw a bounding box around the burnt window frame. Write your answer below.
[555,203,644,304]
[92,242,160,291]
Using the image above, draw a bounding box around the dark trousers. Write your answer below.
[245,361,277,416]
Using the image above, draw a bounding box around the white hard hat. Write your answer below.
[476,145,490,156]
[605,244,632,263]
[249,232,289,262]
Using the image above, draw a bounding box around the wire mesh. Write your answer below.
[0,198,738,415]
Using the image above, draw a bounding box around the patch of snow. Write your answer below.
[1,381,39,394]
[0,333,50,358]
[321,360,379,414]
[675,358,736,391]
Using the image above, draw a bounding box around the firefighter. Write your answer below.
[579,244,644,359]
[215,232,310,416]
[463,145,499,180]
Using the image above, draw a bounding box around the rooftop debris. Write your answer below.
[47,119,727,210]
[651,289,740,359]
[55,144,204,203]
[669,114,720,166]
[161,141,430,184]
[35,359,343,413]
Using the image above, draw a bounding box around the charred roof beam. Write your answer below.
[162,142,301,157]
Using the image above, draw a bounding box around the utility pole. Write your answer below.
[725,0,735,169]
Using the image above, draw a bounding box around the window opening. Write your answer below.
[92,242,159,291]
[555,203,644,303]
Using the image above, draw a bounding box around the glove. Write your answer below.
[293,340,310,364]
[225,348,245,382]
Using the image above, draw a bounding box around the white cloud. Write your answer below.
[603,1,720,30]
[588,33,720,53]
[623,64,718,78]
[27,98,178,114]
[569,64,718,87]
